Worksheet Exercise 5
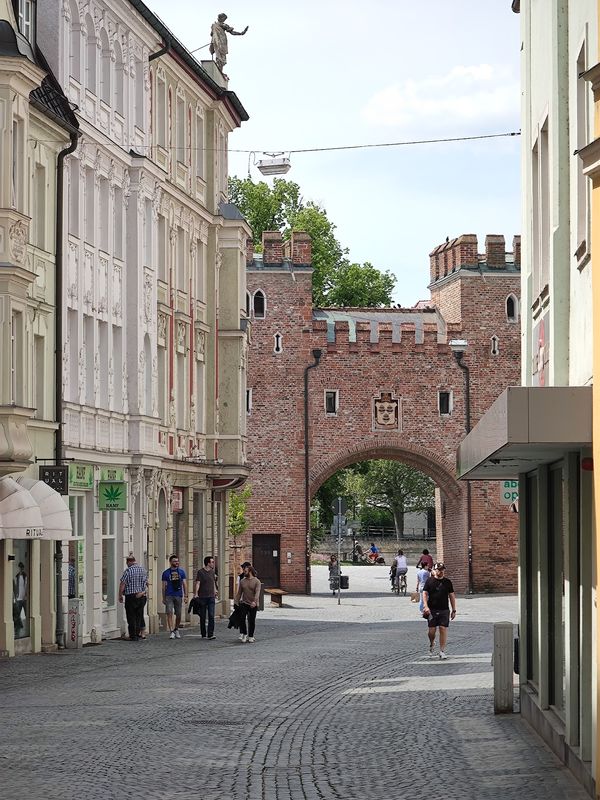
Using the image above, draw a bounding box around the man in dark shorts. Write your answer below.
[422,562,456,660]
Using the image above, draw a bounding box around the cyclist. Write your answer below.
[394,549,408,592]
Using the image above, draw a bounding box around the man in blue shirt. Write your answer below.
[161,555,187,639]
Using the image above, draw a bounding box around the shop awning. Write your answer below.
[0,476,44,539]
[15,477,72,540]
[456,386,592,480]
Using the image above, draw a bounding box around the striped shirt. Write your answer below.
[120,564,148,595]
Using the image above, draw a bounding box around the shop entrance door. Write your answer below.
[252,535,280,588]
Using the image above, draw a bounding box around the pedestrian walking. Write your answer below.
[194,555,218,639]
[416,561,431,612]
[161,555,187,639]
[235,564,261,643]
[119,554,148,642]
[422,562,457,659]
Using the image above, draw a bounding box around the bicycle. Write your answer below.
[395,570,408,596]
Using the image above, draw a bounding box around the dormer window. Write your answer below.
[17,0,35,43]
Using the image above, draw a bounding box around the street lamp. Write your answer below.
[247,151,292,177]
[449,339,473,593]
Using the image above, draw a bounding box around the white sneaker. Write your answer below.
[247,637,255,643]
[169,631,176,639]
[239,634,247,642]
[174,629,181,639]
[439,650,448,660]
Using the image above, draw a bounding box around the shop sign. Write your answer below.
[98,481,127,511]
[500,480,519,505]
[172,488,183,513]
[69,463,94,490]
[39,465,69,495]
[99,467,125,482]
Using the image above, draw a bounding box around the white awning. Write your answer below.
[0,477,44,540]
[14,477,72,540]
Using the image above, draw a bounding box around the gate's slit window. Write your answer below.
[273,332,283,353]
[438,390,452,416]
[325,390,339,416]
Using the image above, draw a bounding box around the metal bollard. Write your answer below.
[493,621,514,713]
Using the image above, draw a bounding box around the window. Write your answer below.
[253,290,266,319]
[68,157,79,236]
[438,391,452,416]
[98,321,108,408]
[158,345,167,423]
[68,309,78,401]
[157,215,167,281]
[195,113,205,178]
[177,227,185,286]
[273,332,283,354]
[112,325,122,411]
[99,178,109,252]
[176,96,186,163]
[11,311,23,405]
[135,56,144,128]
[195,360,204,432]
[101,511,116,607]
[532,120,549,295]
[325,390,339,416]
[113,41,124,115]
[490,335,500,357]
[177,351,186,428]
[157,76,166,147]
[113,187,123,259]
[69,0,81,82]
[85,14,96,94]
[506,294,518,323]
[84,166,94,244]
[144,198,152,266]
[12,119,23,210]
[83,314,94,406]
[576,42,590,260]
[246,388,253,415]
[18,0,34,43]
[33,163,46,249]
[33,334,44,418]
[100,28,111,104]
[144,334,152,416]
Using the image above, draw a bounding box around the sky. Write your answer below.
[148,1,521,306]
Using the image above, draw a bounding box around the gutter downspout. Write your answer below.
[304,348,322,595]
[55,130,80,648]
[455,352,473,594]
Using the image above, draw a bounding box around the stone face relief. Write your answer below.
[373,392,400,431]
[9,220,28,265]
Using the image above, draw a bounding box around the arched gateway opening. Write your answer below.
[243,231,520,595]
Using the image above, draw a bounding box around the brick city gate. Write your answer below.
[244,231,521,594]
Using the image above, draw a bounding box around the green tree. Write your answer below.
[227,484,252,541]
[360,461,435,537]
[228,177,396,307]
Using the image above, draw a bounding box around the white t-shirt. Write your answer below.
[394,555,408,572]
[417,567,430,590]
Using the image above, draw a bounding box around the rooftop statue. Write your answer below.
[210,13,248,76]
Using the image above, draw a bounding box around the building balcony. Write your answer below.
[0,405,36,476]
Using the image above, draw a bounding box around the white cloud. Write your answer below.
[361,64,519,129]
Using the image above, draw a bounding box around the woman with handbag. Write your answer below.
[235,564,261,643]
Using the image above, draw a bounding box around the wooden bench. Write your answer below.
[265,588,287,607]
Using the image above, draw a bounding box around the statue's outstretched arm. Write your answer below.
[231,25,249,36]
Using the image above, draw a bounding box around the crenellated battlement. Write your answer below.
[312,308,453,346]
[429,233,521,285]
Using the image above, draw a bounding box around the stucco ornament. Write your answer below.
[209,13,248,76]
[373,392,400,431]
[158,313,167,342]
[196,329,206,359]
[143,272,152,323]
[9,220,28,265]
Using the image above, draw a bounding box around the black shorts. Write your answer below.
[428,609,450,628]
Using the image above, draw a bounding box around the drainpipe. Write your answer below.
[303,348,322,595]
[454,351,473,594]
[54,131,80,647]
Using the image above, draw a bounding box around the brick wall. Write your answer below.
[245,233,520,594]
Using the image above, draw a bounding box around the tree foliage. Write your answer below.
[227,484,253,541]
[228,176,396,308]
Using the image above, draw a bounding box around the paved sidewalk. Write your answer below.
[0,566,589,800]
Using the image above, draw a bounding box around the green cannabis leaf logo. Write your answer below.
[103,485,123,503]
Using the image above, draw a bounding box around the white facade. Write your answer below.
[37,0,250,642]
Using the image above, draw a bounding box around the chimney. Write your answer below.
[290,231,311,265]
[429,244,442,283]
[485,234,506,269]
[246,237,254,266]
[454,234,478,269]
[512,235,521,268]
[262,231,284,264]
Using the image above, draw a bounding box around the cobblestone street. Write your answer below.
[0,566,589,800]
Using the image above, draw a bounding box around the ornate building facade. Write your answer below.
[36,0,250,641]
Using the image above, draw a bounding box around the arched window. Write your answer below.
[69,0,81,82]
[490,335,500,356]
[245,291,251,317]
[99,28,111,105]
[84,14,96,95]
[253,289,266,319]
[113,40,124,115]
[273,332,283,354]
[506,294,518,323]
